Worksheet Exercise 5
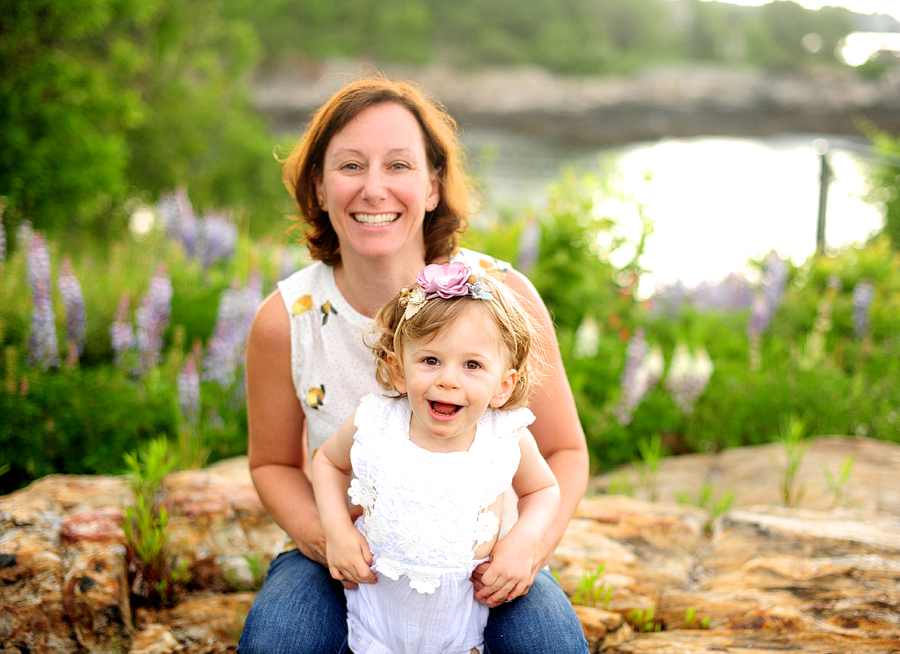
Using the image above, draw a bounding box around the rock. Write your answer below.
[2,437,899,653]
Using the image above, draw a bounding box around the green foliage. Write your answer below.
[683,607,712,630]
[627,606,663,633]
[123,437,191,607]
[0,0,285,239]
[774,415,811,508]
[821,454,855,509]
[678,481,735,521]
[864,129,900,252]
[570,562,611,609]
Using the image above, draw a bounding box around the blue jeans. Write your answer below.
[238,550,588,654]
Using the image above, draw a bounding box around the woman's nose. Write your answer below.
[361,169,386,204]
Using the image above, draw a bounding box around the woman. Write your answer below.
[239,74,589,654]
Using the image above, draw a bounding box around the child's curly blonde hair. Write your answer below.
[369,272,537,411]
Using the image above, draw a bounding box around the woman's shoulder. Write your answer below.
[275,261,332,310]
[452,247,511,280]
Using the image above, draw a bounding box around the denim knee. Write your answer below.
[483,568,589,654]
[238,550,349,654]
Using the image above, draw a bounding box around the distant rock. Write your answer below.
[1,437,899,653]
[251,61,900,146]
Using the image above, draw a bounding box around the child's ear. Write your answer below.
[490,369,518,408]
[387,353,407,393]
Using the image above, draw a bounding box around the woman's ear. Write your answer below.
[490,369,518,408]
[315,177,327,210]
[426,168,441,212]
[387,353,407,393]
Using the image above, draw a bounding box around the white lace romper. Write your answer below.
[346,394,534,654]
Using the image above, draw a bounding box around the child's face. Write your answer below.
[390,306,517,452]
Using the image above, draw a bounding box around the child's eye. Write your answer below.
[464,361,481,370]
[424,357,439,366]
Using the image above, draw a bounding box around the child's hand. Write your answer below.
[472,537,539,607]
[324,527,377,586]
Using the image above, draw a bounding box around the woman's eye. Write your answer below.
[390,162,410,170]
[341,162,361,171]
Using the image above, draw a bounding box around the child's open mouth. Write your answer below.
[429,401,461,420]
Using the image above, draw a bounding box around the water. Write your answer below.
[462,129,886,299]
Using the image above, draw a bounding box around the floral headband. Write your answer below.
[399,262,494,320]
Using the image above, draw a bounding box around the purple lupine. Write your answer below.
[851,280,875,340]
[111,294,137,368]
[177,352,201,426]
[203,276,263,389]
[0,207,6,264]
[664,344,714,414]
[57,256,86,363]
[136,265,173,370]
[747,251,788,341]
[692,273,755,313]
[614,329,664,425]
[26,233,59,369]
[198,210,238,268]
[516,218,541,275]
[16,220,34,253]
[157,187,196,246]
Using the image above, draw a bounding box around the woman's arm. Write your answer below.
[246,290,328,565]
[505,269,590,568]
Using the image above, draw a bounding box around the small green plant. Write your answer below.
[637,434,664,501]
[683,607,712,629]
[245,552,269,590]
[774,415,811,508]
[678,481,735,520]
[822,453,855,508]
[627,606,662,632]
[123,437,191,607]
[607,468,635,496]
[571,562,612,608]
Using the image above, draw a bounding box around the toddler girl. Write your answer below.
[312,262,560,654]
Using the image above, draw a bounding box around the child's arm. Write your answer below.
[474,427,560,605]
[311,412,377,585]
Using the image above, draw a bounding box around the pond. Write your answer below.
[462,129,885,299]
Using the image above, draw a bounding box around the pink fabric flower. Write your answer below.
[417,262,472,299]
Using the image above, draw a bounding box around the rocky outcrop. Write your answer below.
[251,61,900,145]
[1,437,899,653]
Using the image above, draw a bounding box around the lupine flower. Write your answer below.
[799,276,840,370]
[664,344,714,414]
[111,294,137,368]
[852,280,875,340]
[614,329,664,425]
[136,266,173,370]
[202,276,263,389]
[177,353,201,426]
[199,211,238,268]
[27,233,59,369]
[57,256,86,364]
[747,251,788,341]
[516,218,541,274]
[157,187,196,245]
[16,220,34,252]
[0,207,6,264]
[573,315,600,359]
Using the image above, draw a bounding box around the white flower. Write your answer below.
[374,556,404,581]
[396,525,431,561]
[364,513,388,547]
[474,510,500,545]
[408,569,441,594]
[348,476,377,509]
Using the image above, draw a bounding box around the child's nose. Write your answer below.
[436,367,461,389]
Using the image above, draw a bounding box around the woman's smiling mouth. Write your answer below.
[353,213,399,226]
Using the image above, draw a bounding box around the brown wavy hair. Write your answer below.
[368,273,536,411]
[282,74,477,266]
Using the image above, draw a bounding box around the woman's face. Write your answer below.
[316,102,440,266]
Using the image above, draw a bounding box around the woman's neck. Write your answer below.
[333,255,426,318]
